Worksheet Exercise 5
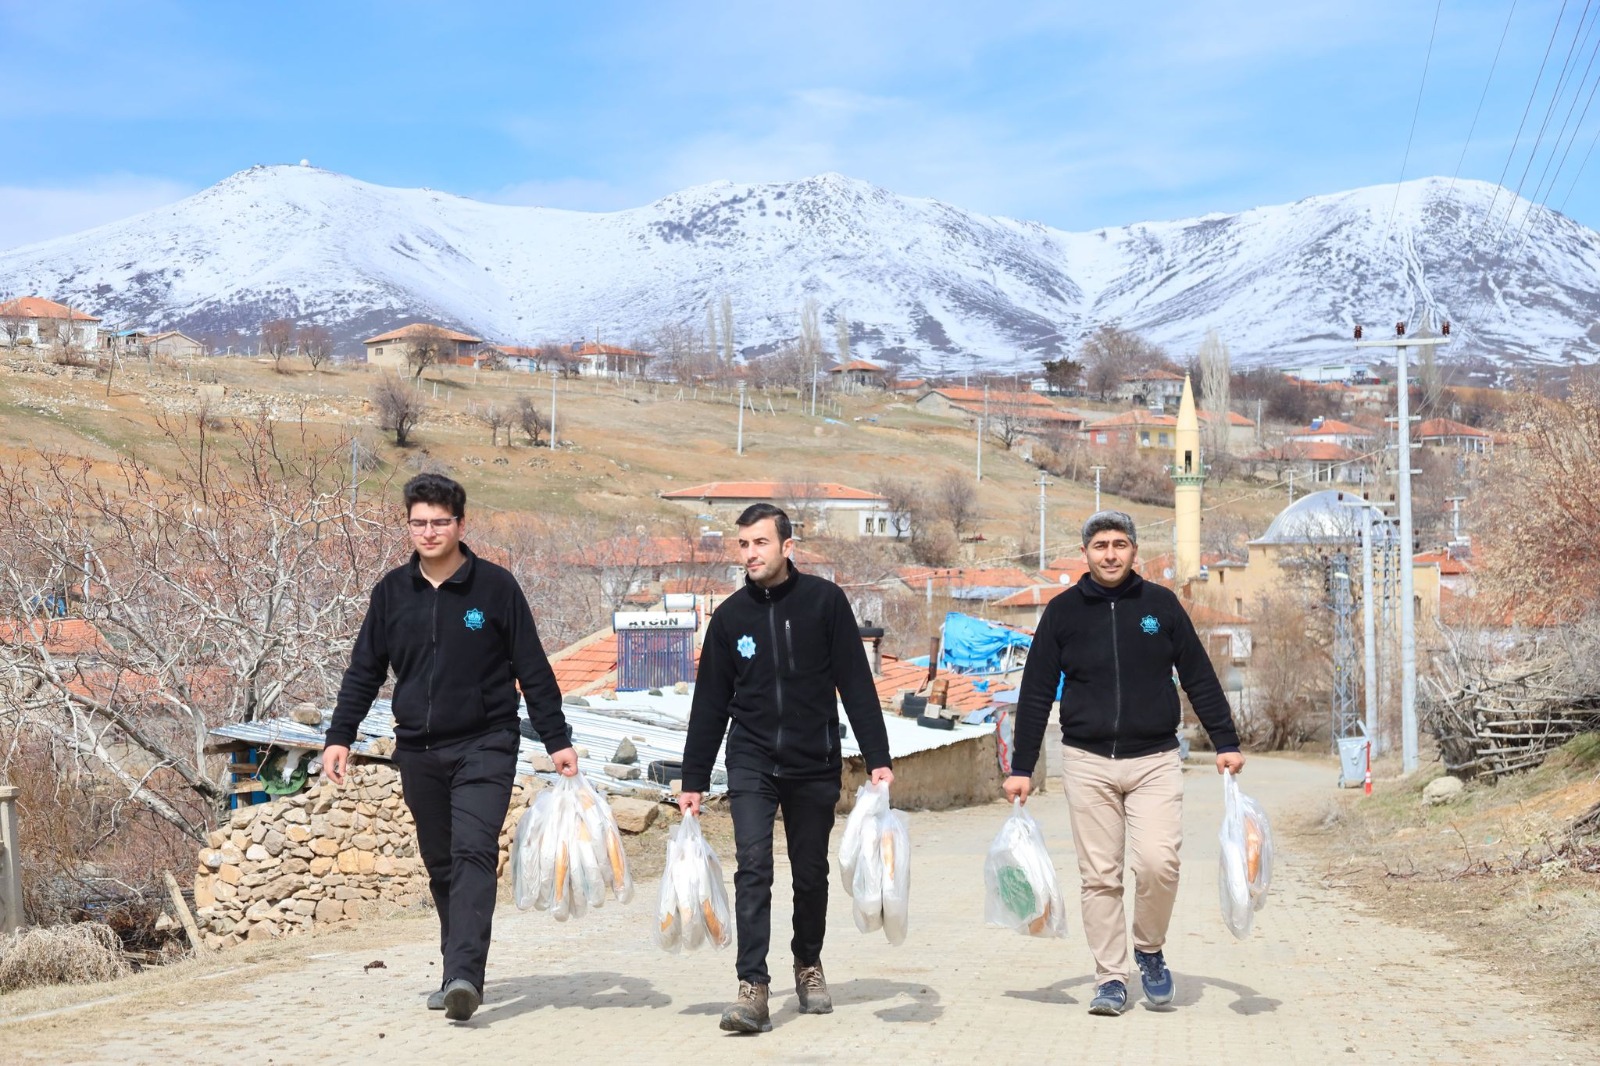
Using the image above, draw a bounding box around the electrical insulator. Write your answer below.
[1395,321,1406,336]
[1441,320,1450,335]
[1354,324,1363,340]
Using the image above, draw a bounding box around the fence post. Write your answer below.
[0,785,22,935]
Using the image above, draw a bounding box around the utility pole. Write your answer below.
[976,384,988,482]
[1358,320,1449,774]
[736,380,746,456]
[1037,471,1050,570]
[1342,494,1381,753]
[549,366,559,450]
[1446,495,1467,541]
[1090,465,1106,511]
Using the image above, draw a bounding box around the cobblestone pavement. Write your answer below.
[2,756,1591,1064]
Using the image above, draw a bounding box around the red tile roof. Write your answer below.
[1289,419,1372,438]
[1416,417,1492,439]
[897,566,1041,591]
[1413,550,1470,576]
[1244,440,1365,462]
[660,481,885,502]
[993,584,1069,608]
[548,630,620,695]
[1199,409,1255,427]
[364,322,482,345]
[890,378,928,391]
[0,617,110,655]
[828,359,885,373]
[1086,410,1177,429]
[0,296,100,322]
[1125,368,1184,381]
[1184,601,1250,626]
[872,655,1015,714]
[929,387,1058,409]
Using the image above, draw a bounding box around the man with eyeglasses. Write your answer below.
[324,473,576,1021]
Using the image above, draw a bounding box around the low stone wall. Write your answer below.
[192,763,542,948]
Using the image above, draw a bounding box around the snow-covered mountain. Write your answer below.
[3,163,1598,370]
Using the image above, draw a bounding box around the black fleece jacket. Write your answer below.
[682,564,892,792]
[327,544,569,753]
[1010,571,1239,775]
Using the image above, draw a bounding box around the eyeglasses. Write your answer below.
[407,518,458,531]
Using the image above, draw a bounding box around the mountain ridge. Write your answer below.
[2,164,1597,370]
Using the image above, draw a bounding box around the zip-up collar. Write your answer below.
[409,542,478,589]
[745,560,801,603]
[1076,569,1143,602]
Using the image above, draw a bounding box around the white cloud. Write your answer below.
[0,176,195,251]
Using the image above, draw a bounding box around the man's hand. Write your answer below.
[678,791,702,817]
[1216,750,1245,775]
[550,747,579,777]
[870,767,894,788]
[1003,774,1032,804]
[322,745,350,785]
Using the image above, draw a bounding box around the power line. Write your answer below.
[1481,0,1571,236]
[1558,115,1600,211]
[1383,0,1446,249]
[1446,0,1520,204]
[1492,0,1596,241]
[1513,15,1600,248]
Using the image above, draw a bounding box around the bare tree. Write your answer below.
[799,296,823,406]
[986,391,1039,449]
[779,478,824,539]
[515,394,547,446]
[261,318,295,373]
[372,373,426,446]
[300,323,334,370]
[720,293,735,365]
[480,402,510,446]
[1080,323,1167,401]
[835,308,851,365]
[704,304,718,367]
[0,414,398,841]
[406,324,452,383]
[655,320,708,385]
[1198,329,1232,456]
[935,470,981,542]
[0,295,27,348]
[1417,344,1445,416]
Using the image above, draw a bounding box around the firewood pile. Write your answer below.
[1425,620,1600,781]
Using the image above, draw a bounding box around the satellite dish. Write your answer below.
[1163,567,1174,579]
[635,525,647,535]
[299,158,310,167]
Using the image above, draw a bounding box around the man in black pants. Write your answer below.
[680,503,893,1034]
[323,474,576,1022]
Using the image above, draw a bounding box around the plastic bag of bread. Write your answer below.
[839,782,912,945]
[983,799,1067,938]
[1217,769,1271,938]
[511,774,633,920]
[654,812,733,953]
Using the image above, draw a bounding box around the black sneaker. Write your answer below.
[442,978,481,1021]
[1134,948,1175,1005]
[1088,980,1128,1016]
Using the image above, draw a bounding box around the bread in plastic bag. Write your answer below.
[511,773,633,920]
[837,781,911,945]
[654,811,733,953]
[983,799,1067,938]
[1217,769,1272,938]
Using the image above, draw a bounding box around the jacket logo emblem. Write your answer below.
[464,608,485,631]
[1139,614,1160,635]
[736,635,757,659]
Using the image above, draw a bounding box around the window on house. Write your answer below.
[374,346,383,357]
[877,517,887,533]
[1235,597,1243,616]
[1139,431,1150,446]
[1095,432,1107,444]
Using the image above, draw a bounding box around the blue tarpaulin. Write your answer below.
[938,612,1032,674]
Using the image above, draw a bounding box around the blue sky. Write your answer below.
[2,0,1596,250]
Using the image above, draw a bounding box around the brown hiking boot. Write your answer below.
[795,961,833,1015]
[719,980,772,1033]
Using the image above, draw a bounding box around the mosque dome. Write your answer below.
[1251,489,1394,546]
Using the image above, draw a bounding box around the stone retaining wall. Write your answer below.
[191,764,542,948]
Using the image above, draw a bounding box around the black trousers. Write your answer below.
[394,729,519,994]
[728,767,841,985]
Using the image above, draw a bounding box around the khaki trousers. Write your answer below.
[1061,744,1184,986]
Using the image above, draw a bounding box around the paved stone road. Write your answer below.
[2,756,1591,1064]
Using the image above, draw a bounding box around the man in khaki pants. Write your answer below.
[1004,510,1244,1016]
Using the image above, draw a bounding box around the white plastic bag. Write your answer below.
[511,774,633,919]
[1217,769,1272,939]
[837,782,911,945]
[983,799,1067,938]
[654,812,733,953]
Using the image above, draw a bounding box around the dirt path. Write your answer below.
[2,756,1591,1064]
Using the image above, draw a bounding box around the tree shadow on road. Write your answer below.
[471,971,672,1026]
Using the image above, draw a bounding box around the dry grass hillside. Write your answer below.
[0,354,1288,562]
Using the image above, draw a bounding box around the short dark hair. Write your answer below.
[735,503,792,542]
[1081,509,1137,546]
[403,473,466,519]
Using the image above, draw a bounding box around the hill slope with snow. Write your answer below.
[2,164,1597,370]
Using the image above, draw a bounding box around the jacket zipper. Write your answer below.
[1109,600,1122,758]
[769,601,785,774]
[424,585,438,748]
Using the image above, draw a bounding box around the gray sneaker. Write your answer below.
[795,961,833,1015]
[719,980,772,1033]
[426,985,446,1010]
[442,978,481,1021]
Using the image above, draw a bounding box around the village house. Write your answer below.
[147,331,206,360]
[1240,439,1369,485]
[659,480,909,540]
[569,342,652,378]
[1286,417,1377,450]
[363,323,482,371]
[1415,417,1496,455]
[0,296,101,350]
[1115,368,1187,407]
[827,359,888,391]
